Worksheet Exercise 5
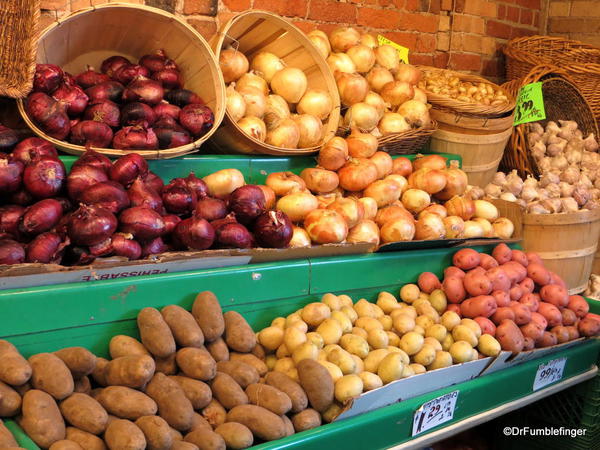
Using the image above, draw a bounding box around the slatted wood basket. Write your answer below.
[16,3,225,159]
[209,10,340,156]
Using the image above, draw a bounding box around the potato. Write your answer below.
[189,412,211,431]
[161,305,205,348]
[104,419,146,450]
[192,291,225,342]
[339,334,369,358]
[65,427,106,450]
[95,386,157,420]
[172,441,199,450]
[449,341,474,363]
[183,427,225,450]
[442,277,467,304]
[329,311,352,334]
[226,405,287,441]
[205,338,229,363]
[440,311,461,331]
[334,374,363,403]
[176,347,216,381]
[215,422,253,449]
[223,311,256,353]
[453,248,481,269]
[306,331,325,349]
[400,332,424,355]
[579,315,600,337]
[491,243,511,264]
[568,295,590,318]
[422,336,442,350]
[297,359,334,412]
[316,318,343,345]
[460,296,496,319]
[29,353,74,400]
[565,326,580,340]
[375,292,398,314]
[133,416,173,450]
[283,327,307,354]
[520,321,544,341]
[87,358,107,387]
[428,289,447,314]
[301,303,331,327]
[413,344,436,366]
[338,294,353,308]
[258,327,284,351]
[53,347,97,380]
[291,409,321,433]
[327,348,356,374]
[146,373,194,431]
[551,325,570,344]
[353,299,377,318]
[399,284,420,304]
[496,319,525,353]
[538,302,563,327]
[152,353,176,376]
[526,262,550,286]
[285,313,307,331]
[318,361,343,382]
[19,390,65,448]
[427,351,453,370]
[49,440,83,450]
[425,324,447,342]
[201,400,227,428]
[108,336,149,359]
[210,372,248,410]
[104,355,155,389]
[451,325,477,347]
[392,314,416,334]
[377,353,404,384]
[363,349,389,373]
[273,357,295,374]
[264,371,308,413]
[0,380,21,417]
[246,383,292,415]
[0,340,31,387]
[229,353,267,376]
[169,376,212,410]
[291,342,319,365]
[0,419,18,447]
[59,393,108,435]
[473,317,496,336]
[340,307,358,325]
[357,372,382,391]
[536,331,558,347]
[477,334,501,357]
[137,307,176,359]
[540,284,568,308]
[561,308,577,326]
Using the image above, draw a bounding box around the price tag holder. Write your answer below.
[513,81,546,126]
[412,390,459,436]
[377,35,409,64]
[533,357,567,391]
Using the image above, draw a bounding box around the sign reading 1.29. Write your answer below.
[513,81,546,126]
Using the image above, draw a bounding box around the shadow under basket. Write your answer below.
[16,3,225,159]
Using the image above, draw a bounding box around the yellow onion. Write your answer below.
[347,127,378,158]
[304,209,348,244]
[370,151,393,179]
[473,217,494,237]
[219,48,249,83]
[338,158,379,192]
[237,71,269,96]
[443,216,465,238]
[358,196,378,220]
[463,220,485,238]
[493,217,514,239]
[308,30,330,46]
[375,45,400,73]
[364,179,401,207]
[413,87,428,103]
[360,33,379,49]
[328,197,364,228]
[385,174,408,194]
[394,64,422,84]
[366,66,394,93]
[271,68,308,103]
[379,112,410,135]
[327,53,357,74]
[435,160,468,200]
[250,52,285,83]
[346,45,376,73]
[203,168,245,199]
[265,118,300,148]
[408,168,447,194]
[330,27,361,52]
[257,185,276,209]
[347,219,380,246]
[397,100,430,128]
[289,225,312,248]
[226,84,246,122]
[316,193,338,209]
[336,72,369,107]
[375,204,414,227]
[364,91,387,120]
[309,33,331,59]
[277,191,319,222]
[380,218,415,243]
[238,86,266,118]
[401,189,431,214]
[418,203,447,219]
[301,167,340,194]
[474,200,499,221]
[297,89,333,120]
[266,171,305,196]
[381,81,414,107]
[415,213,446,240]
[237,116,267,142]
[293,114,323,148]
[318,136,349,171]
[413,154,447,171]
[392,157,413,177]
[444,196,475,220]
[344,103,379,131]
[263,94,291,130]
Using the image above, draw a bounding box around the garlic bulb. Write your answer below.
[573,187,590,206]
[560,165,580,184]
[537,188,550,201]
[527,202,550,214]
[547,140,567,156]
[541,198,562,213]
[531,141,546,160]
[492,171,506,186]
[464,185,484,201]
[500,192,517,202]
[559,182,575,198]
[504,170,523,195]
[523,176,538,188]
[551,155,568,170]
[538,158,552,172]
[545,183,561,199]
[578,173,593,189]
[484,183,502,198]
[591,188,600,199]
[583,133,599,152]
[539,171,559,187]
[561,197,579,212]
[520,186,538,203]
[529,123,544,134]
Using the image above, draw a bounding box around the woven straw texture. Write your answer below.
[337,122,437,155]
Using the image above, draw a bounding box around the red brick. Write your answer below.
[441,0,452,10]
[40,0,63,9]
[404,0,420,11]
[308,0,357,23]
[187,18,217,41]
[184,0,217,15]
[254,0,308,17]
[415,33,436,52]
[217,11,236,26]
[222,0,251,11]
[487,20,512,39]
[419,0,430,12]
[429,0,441,13]
[316,23,341,35]
[453,14,485,33]
[382,32,418,49]
[378,0,393,6]
[481,57,504,78]
[498,4,506,19]
[448,53,482,71]
[358,7,401,29]
[433,52,450,68]
[534,11,540,28]
[292,20,316,33]
[455,0,466,12]
[511,26,537,38]
[399,12,439,32]
[520,8,533,25]
[516,0,541,8]
[409,54,434,65]
[506,6,519,22]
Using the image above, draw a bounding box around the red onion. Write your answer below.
[0,239,25,264]
[81,180,130,213]
[184,173,208,199]
[110,154,149,187]
[229,185,266,225]
[165,89,204,107]
[162,178,197,215]
[70,121,113,148]
[70,118,80,129]
[122,77,164,105]
[195,197,227,221]
[20,198,63,234]
[173,217,214,250]
[120,102,157,126]
[155,127,192,149]
[83,100,120,128]
[75,66,111,89]
[85,81,125,103]
[111,233,142,260]
[23,156,66,198]
[8,189,34,206]
[89,237,113,257]
[26,232,65,263]
[162,214,181,235]
[180,104,214,137]
[72,147,112,174]
[33,64,63,93]
[53,212,72,239]
[119,206,166,240]
[154,115,180,130]
[63,246,95,266]
[139,49,177,72]
[52,81,89,117]
[26,92,70,140]
[140,236,168,257]
[210,213,238,231]
[101,55,130,77]
[127,177,163,212]
[0,125,18,152]
[68,204,118,246]
[154,102,181,120]
[145,172,164,194]
[63,72,77,85]
[12,138,57,165]
[66,164,109,200]
[55,197,73,213]
[112,124,159,150]
[0,155,24,193]
[152,69,183,90]
[216,222,254,249]
[253,210,293,248]
[114,64,150,85]
[0,205,25,238]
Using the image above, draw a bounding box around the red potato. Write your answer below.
[536,331,557,348]
[567,295,589,318]
[496,319,524,353]
[526,263,550,286]
[520,322,544,341]
[578,315,600,337]
[510,303,532,325]
[486,268,511,292]
[460,295,497,318]
[540,285,568,308]
[444,266,465,279]
[417,272,441,294]
[523,337,535,350]
[551,326,570,344]
[549,272,567,289]
[509,285,523,301]
[519,277,534,294]
[511,249,528,267]
[565,326,580,340]
[520,293,539,312]
[479,253,498,270]
[492,243,512,264]
[467,267,486,277]
[446,304,461,315]
[443,277,467,304]
[492,290,511,307]
[530,312,548,330]
[474,317,496,336]
[561,308,577,326]
[452,249,481,270]
[463,271,492,297]
[491,307,515,325]
[538,302,562,327]
[502,262,527,283]
[526,252,543,266]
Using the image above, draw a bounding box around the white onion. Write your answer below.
[297,89,333,120]
[443,216,465,238]
[293,114,323,148]
[375,45,400,73]
[270,68,308,104]
[289,225,312,248]
[358,197,378,220]
[413,87,428,103]
[226,84,246,122]
[330,27,361,52]
[346,45,376,73]
[344,103,379,132]
[397,100,430,128]
[335,72,369,107]
[366,66,394,92]
[492,217,514,239]
[360,34,379,49]
[364,91,387,120]
[250,52,285,83]
[203,168,245,199]
[236,71,269,96]
[237,85,266,119]
[473,218,494,237]
[381,81,414,107]
[327,53,357,74]
[308,30,331,59]
[265,118,300,148]
[401,188,430,214]
[394,64,422,84]
[264,94,290,130]
[379,112,411,135]
[219,48,249,83]
[415,213,446,240]
[277,191,319,222]
[463,220,485,238]
[237,116,267,142]
[347,219,380,246]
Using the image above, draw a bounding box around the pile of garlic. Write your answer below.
[585,274,600,300]
[484,120,600,214]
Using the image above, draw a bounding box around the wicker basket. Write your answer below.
[16,3,226,159]
[500,65,599,177]
[209,11,340,156]
[0,0,40,98]
[504,35,600,120]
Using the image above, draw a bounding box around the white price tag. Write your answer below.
[533,357,567,391]
[412,391,459,436]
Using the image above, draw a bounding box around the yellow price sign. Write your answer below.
[377,35,410,64]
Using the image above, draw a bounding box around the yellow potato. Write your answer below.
[327,348,356,374]
[351,355,364,373]
[393,305,417,319]
[289,321,308,333]
[323,344,342,354]
[340,306,358,324]
[317,319,343,345]
[284,327,307,353]
[376,292,399,314]
[265,355,277,370]
[271,317,286,329]
[418,292,430,302]
[429,289,447,314]
[339,334,369,359]
[258,327,284,351]
[353,299,377,318]
[423,337,442,351]
[351,327,368,339]
[306,332,324,349]
[412,344,436,366]
[399,332,424,355]
[355,317,383,332]
[415,315,434,330]
[393,314,415,334]
[276,343,291,358]
[301,303,331,327]
[317,350,328,362]
[477,334,501,357]
[452,325,478,347]
[363,349,389,373]
[413,325,425,336]
[409,363,426,375]
[377,353,404,384]
[318,361,343,382]
[286,368,299,382]
[367,329,389,349]
[330,311,353,334]
[427,351,453,370]
[417,304,440,323]
[441,334,454,351]
[292,342,319,365]
[358,372,383,391]
[449,341,475,363]
[412,298,430,309]
[334,375,363,403]
[285,313,304,329]
[338,295,354,308]
[371,303,385,319]
[400,284,420,304]
[274,357,295,374]
[386,331,401,347]
[441,311,461,331]
[401,365,415,378]
[379,315,393,331]
[460,319,482,339]
[322,403,343,423]
[425,324,447,342]
[321,293,342,311]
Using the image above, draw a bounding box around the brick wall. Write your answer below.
[546,0,600,47]
[39,0,546,82]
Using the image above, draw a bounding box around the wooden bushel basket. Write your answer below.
[209,11,341,156]
[16,3,226,159]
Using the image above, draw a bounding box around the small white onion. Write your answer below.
[379,112,411,135]
[344,103,379,132]
[237,116,267,142]
[292,114,323,148]
[270,68,308,104]
[297,89,333,120]
[346,44,376,73]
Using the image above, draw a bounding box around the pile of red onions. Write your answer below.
[25,48,214,150]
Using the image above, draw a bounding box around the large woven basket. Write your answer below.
[500,65,599,177]
[0,0,40,98]
[16,3,226,159]
[209,10,340,156]
[504,35,600,120]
